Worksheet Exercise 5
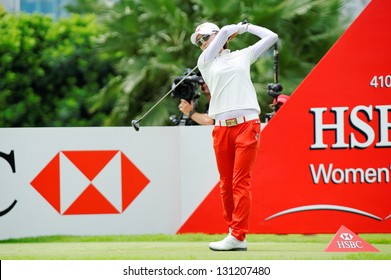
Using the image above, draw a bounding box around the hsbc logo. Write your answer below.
[337,232,363,249]
[339,233,353,241]
[30,150,150,215]
[325,225,379,252]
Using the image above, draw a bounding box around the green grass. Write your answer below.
[0,234,390,260]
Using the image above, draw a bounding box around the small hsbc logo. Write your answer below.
[30,150,150,215]
[337,232,363,249]
[339,233,353,241]
[325,225,379,252]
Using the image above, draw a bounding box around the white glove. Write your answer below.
[237,22,249,34]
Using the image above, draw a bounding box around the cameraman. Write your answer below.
[178,83,214,125]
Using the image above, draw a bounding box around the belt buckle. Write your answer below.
[225,118,238,127]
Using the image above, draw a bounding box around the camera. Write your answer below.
[170,68,204,126]
[267,83,283,98]
[171,68,204,103]
[265,83,289,122]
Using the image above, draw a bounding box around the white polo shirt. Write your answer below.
[198,46,259,119]
[197,24,278,119]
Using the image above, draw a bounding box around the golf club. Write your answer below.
[273,43,279,84]
[267,43,283,97]
[131,65,199,131]
[131,20,248,131]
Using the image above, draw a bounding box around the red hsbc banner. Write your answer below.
[179,0,391,234]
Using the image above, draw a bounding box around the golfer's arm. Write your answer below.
[200,25,239,64]
[247,24,278,61]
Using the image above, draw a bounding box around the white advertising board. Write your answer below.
[0,126,218,239]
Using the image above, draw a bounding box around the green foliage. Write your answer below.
[1,0,350,126]
[0,12,115,127]
[89,0,348,125]
[88,0,196,126]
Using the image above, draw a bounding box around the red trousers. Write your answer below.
[212,120,261,241]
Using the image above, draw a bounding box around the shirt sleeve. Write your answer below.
[198,24,239,65]
[246,24,278,63]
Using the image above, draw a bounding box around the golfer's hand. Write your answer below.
[237,21,249,34]
[178,99,194,116]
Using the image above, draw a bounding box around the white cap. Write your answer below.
[190,22,220,45]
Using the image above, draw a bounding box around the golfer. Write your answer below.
[190,22,278,251]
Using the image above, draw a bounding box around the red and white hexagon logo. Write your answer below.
[339,233,354,241]
[30,150,150,215]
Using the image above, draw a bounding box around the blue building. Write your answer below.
[0,0,74,19]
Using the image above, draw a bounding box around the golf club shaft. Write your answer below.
[273,43,279,84]
[136,65,199,122]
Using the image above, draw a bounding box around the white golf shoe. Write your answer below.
[208,233,247,251]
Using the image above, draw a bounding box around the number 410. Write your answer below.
[370,75,391,88]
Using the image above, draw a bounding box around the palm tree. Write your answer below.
[85,0,348,126]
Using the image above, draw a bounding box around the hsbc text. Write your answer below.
[0,150,17,217]
[310,105,391,149]
[336,241,363,249]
